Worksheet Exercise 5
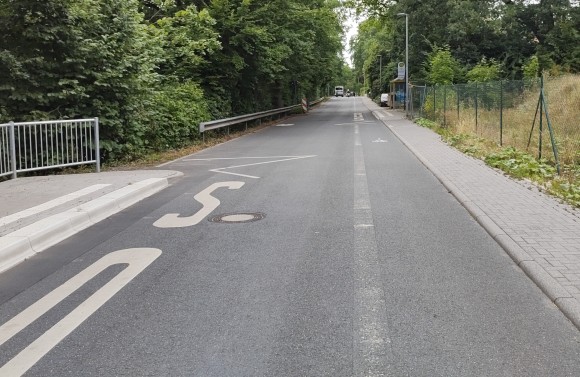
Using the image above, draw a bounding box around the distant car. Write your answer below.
[380,93,389,107]
[334,86,344,97]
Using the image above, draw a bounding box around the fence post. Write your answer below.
[499,81,503,146]
[420,87,425,118]
[475,82,478,133]
[443,85,447,128]
[94,117,100,173]
[433,86,436,120]
[9,121,17,179]
[457,85,460,122]
[539,78,543,159]
[540,76,561,174]
[409,87,413,117]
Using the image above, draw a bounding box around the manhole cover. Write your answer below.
[208,212,266,224]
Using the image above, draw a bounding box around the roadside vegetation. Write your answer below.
[1,0,579,170]
[348,0,580,98]
[345,0,579,207]
[0,0,348,162]
[415,116,580,208]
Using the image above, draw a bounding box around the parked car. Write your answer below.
[380,93,389,107]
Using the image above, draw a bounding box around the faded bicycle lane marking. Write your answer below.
[0,248,161,377]
[153,181,245,228]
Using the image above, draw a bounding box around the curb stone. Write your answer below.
[0,177,172,273]
[373,108,580,331]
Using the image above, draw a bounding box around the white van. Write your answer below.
[334,86,344,97]
[380,93,390,107]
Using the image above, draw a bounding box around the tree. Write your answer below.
[426,48,462,85]
[506,0,580,73]
[0,0,79,120]
[523,55,540,79]
[350,17,397,99]
[200,0,344,115]
[348,0,579,83]
[466,59,502,82]
[152,6,220,83]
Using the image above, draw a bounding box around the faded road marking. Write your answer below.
[353,124,393,376]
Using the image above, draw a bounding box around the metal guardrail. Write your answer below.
[199,104,302,134]
[199,99,326,140]
[309,97,326,107]
[0,118,100,179]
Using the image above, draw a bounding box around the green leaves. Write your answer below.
[485,147,556,181]
[466,59,502,83]
[138,81,210,153]
[153,6,220,82]
[523,56,540,79]
[426,48,462,85]
[484,148,580,208]
[347,0,580,87]
[0,0,345,161]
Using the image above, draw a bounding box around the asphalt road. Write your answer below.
[1,97,580,376]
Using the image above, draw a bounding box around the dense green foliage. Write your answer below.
[348,0,580,99]
[2,0,578,162]
[0,0,345,160]
[426,48,462,85]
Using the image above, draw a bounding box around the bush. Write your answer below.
[137,81,210,152]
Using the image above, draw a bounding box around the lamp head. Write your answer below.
[397,13,407,17]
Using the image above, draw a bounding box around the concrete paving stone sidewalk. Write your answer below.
[0,170,182,272]
[364,96,580,329]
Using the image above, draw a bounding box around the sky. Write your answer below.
[343,14,362,67]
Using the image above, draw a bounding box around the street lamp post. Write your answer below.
[397,13,409,117]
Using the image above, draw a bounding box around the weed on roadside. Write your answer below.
[415,117,580,208]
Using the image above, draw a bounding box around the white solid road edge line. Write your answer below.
[0,178,169,274]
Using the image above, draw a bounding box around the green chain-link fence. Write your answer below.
[409,75,580,170]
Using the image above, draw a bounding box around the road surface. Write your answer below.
[1,97,579,376]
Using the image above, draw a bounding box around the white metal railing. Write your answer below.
[0,118,100,179]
